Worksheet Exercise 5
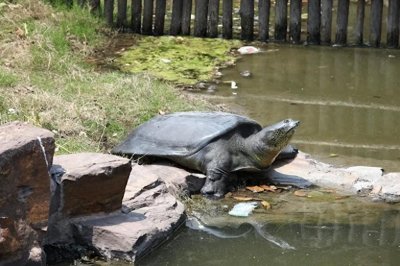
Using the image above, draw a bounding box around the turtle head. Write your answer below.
[248,119,300,166]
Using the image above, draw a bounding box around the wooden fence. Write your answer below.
[77,0,400,48]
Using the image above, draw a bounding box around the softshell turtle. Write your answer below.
[112,112,299,198]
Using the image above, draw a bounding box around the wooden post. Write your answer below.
[208,0,220,38]
[369,0,383,47]
[223,0,233,39]
[181,0,193,35]
[321,0,332,44]
[387,0,400,48]
[170,0,183,35]
[289,0,301,43]
[66,0,73,8]
[131,0,142,33]
[240,0,254,41]
[274,0,288,41]
[143,0,154,35]
[104,0,114,26]
[354,0,365,46]
[154,0,167,35]
[335,0,350,45]
[194,0,208,37]
[307,0,321,44]
[78,0,86,7]
[117,0,127,29]
[89,0,101,15]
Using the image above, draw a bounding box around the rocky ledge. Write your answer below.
[1,121,399,265]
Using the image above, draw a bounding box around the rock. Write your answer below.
[371,173,400,203]
[239,70,251,77]
[345,166,383,194]
[72,176,185,262]
[0,121,55,265]
[46,153,131,248]
[126,163,206,198]
[268,151,399,203]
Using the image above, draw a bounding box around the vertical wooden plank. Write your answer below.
[369,0,383,47]
[154,0,167,36]
[289,0,301,43]
[181,0,193,35]
[354,0,365,46]
[335,0,350,45]
[223,0,233,39]
[194,0,209,37]
[89,0,101,15]
[78,0,87,7]
[259,0,271,42]
[387,0,400,48]
[307,0,321,44]
[275,0,288,41]
[171,0,183,35]
[143,0,154,35]
[117,0,127,29]
[104,0,114,26]
[66,0,73,7]
[321,0,333,44]
[240,0,254,41]
[131,0,142,33]
[208,0,220,37]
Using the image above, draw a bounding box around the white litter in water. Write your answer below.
[228,202,258,217]
[231,81,238,89]
[237,46,260,55]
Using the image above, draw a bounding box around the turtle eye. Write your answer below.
[284,119,290,124]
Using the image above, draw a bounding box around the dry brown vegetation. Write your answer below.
[0,0,209,153]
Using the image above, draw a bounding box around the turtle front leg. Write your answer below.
[201,167,231,199]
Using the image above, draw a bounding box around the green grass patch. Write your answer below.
[0,0,224,154]
[0,70,18,87]
[117,36,241,85]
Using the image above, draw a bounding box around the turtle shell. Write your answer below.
[111,112,262,156]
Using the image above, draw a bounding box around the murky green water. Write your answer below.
[139,193,400,266]
[203,44,400,171]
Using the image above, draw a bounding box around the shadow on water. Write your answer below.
[200,44,400,172]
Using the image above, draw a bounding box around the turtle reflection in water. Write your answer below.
[112,112,300,198]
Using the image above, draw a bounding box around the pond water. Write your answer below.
[138,192,400,266]
[137,45,400,265]
[202,44,400,172]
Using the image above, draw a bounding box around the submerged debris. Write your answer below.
[228,202,258,217]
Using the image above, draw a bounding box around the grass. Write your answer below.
[0,0,211,154]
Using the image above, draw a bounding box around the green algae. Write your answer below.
[116,36,241,85]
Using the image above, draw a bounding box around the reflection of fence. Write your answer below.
[72,0,399,48]
[285,206,400,248]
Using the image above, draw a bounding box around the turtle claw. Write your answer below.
[200,180,226,199]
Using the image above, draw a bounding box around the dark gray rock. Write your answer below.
[46,153,131,247]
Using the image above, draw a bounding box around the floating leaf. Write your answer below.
[233,196,255,201]
[294,190,308,197]
[246,186,264,193]
[261,200,271,209]
[260,185,277,192]
[329,153,339,158]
